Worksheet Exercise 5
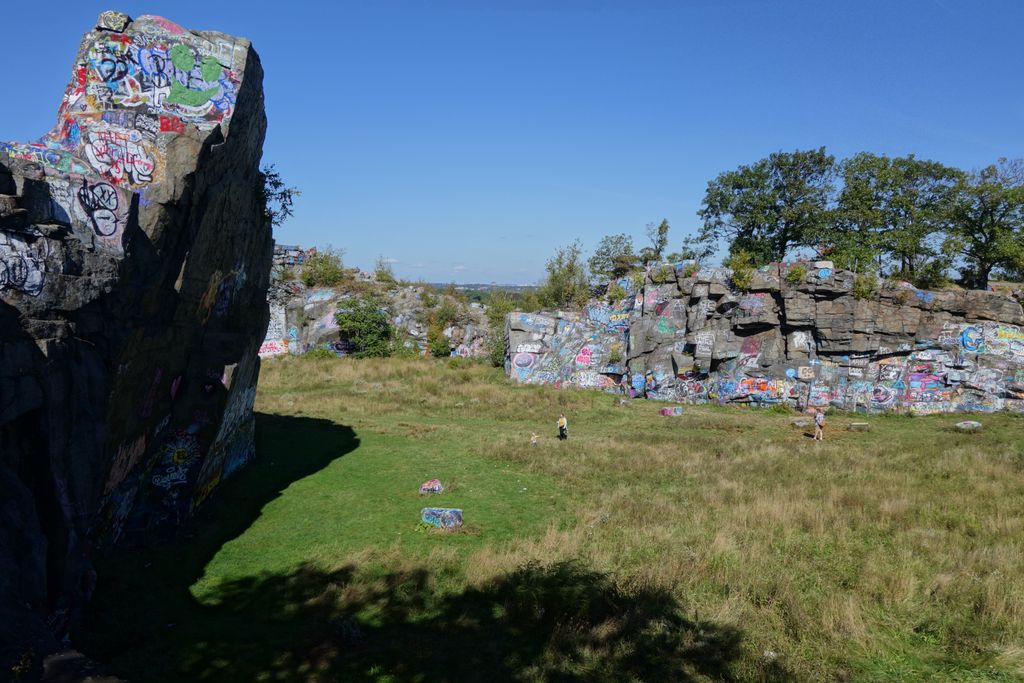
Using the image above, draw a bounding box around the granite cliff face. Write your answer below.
[507,263,1024,414]
[0,11,270,674]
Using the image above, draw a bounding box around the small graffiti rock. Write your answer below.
[419,479,444,494]
[847,422,871,431]
[659,406,684,416]
[792,417,814,429]
[421,507,463,529]
[954,420,982,432]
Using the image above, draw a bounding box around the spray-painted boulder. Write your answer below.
[421,507,464,529]
[419,479,444,494]
[0,12,269,673]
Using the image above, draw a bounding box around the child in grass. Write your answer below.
[813,408,826,441]
[557,413,568,441]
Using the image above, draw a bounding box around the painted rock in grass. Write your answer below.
[421,508,463,529]
[847,422,871,431]
[660,406,684,416]
[419,479,444,494]
[955,420,982,432]
[792,418,813,428]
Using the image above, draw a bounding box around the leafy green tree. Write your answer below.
[639,219,670,265]
[538,241,590,309]
[302,248,346,287]
[334,295,393,358]
[829,153,960,277]
[696,148,836,264]
[944,158,1024,290]
[588,234,638,282]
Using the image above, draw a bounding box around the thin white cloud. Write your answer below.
[453,264,467,272]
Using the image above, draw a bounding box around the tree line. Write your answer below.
[539,150,1023,308]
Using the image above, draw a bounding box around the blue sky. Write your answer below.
[2,1,1022,283]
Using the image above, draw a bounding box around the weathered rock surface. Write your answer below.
[0,12,270,676]
[260,278,491,359]
[507,263,1024,414]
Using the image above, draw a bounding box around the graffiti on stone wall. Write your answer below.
[0,233,50,296]
[695,332,714,357]
[0,14,244,253]
[507,295,1024,415]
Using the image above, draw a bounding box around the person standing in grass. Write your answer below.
[813,407,826,441]
[557,413,568,441]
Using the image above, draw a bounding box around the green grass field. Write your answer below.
[77,358,1024,682]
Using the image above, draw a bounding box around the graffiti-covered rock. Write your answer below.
[259,277,492,359]
[507,263,1024,415]
[0,12,270,673]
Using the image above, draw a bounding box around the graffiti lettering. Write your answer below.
[77,179,121,236]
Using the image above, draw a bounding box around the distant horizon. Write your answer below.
[2,1,1022,284]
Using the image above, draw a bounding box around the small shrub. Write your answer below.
[485,291,516,367]
[374,256,397,287]
[630,271,645,291]
[607,282,627,301]
[853,272,878,300]
[334,295,393,358]
[893,288,913,305]
[419,288,438,308]
[609,347,623,365]
[427,323,450,357]
[680,262,700,279]
[486,333,507,367]
[651,264,675,284]
[392,336,422,359]
[301,249,345,287]
[726,250,755,291]
[434,299,459,328]
[785,263,808,285]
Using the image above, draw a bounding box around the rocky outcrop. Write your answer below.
[507,263,1024,414]
[0,11,270,676]
[260,279,491,359]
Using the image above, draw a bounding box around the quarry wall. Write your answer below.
[507,263,1024,414]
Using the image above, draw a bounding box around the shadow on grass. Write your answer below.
[77,413,762,682]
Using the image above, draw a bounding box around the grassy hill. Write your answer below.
[77,358,1024,681]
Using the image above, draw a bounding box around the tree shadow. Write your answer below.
[77,413,767,682]
[82,559,755,683]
